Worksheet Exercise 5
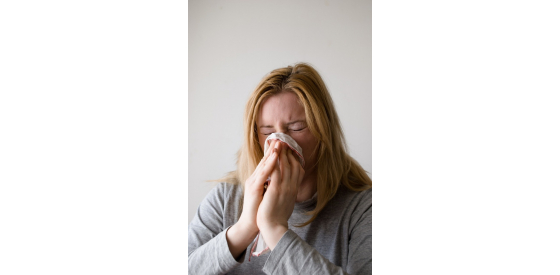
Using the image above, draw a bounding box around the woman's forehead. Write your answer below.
[257,92,305,124]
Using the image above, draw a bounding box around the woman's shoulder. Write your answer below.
[336,184,372,206]
[206,182,244,204]
[326,184,371,219]
[194,182,244,228]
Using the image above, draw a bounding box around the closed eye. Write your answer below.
[290,127,307,132]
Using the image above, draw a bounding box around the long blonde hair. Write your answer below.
[219,63,371,226]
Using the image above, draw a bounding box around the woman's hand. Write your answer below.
[256,143,305,250]
[238,139,281,231]
[226,139,280,259]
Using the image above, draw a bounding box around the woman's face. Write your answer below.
[256,91,319,173]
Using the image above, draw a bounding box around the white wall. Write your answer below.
[188,0,372,222]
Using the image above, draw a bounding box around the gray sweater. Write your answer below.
[188,182,372,275]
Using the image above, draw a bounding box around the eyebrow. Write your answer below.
[259,120,306,128]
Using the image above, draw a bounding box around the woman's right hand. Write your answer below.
[226,139,279,259]
[238,139,280,232]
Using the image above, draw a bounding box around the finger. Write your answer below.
[276,143,285,175]
[265,140,278,160]
[254,147,278,185]
[268,157,282,195]
[267,139,278,156]
[291,150,299,162]
[256,140,277,170]
[256,140,280,177]
[288,151,305,186]
[279,144,291,184]
[287,150,300,185]
[283,144,292,167]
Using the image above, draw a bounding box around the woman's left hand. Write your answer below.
[256,143,305,250]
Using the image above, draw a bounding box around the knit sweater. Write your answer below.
[188,182,372,275]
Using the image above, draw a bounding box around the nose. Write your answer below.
[275,129,287,135]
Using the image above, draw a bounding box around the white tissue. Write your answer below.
[263,133,305,167]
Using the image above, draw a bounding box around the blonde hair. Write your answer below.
[219,62,371,226]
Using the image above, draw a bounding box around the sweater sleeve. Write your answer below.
[346,203,372,274]
[262,197,372,275]
[188,183,246,275]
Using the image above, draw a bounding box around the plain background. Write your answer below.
[1,0,559,274]
[188,0,372,223]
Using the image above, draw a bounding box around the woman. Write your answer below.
[188,63,371,274]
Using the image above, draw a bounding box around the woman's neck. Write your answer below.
[296,171,317,202]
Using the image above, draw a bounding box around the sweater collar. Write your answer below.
[294,192,318,211]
